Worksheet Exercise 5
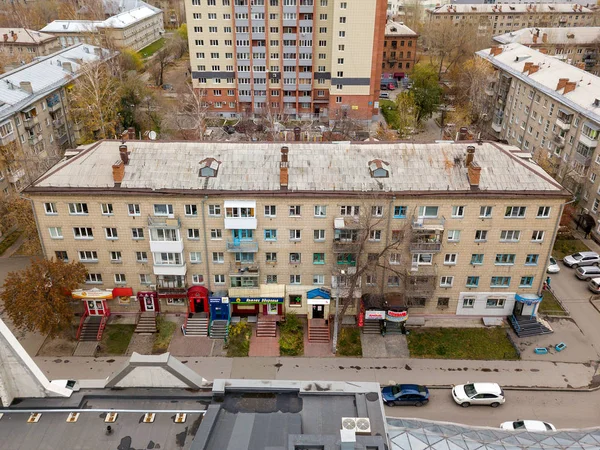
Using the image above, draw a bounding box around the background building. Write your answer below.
[41,4,164,51]
[383,21,418,77]
[0,44,109,195]
[25,140,566,339]
[477,43,600,237]
[427,4,595,40]
[185,0,387,121]
[0,28,61,68]
[494,27,600,74]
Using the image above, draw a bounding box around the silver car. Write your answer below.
[563,251,600,268]
[575,265,600,280]
[451,382,505,408]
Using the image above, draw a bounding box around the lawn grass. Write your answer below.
[538,290,568,316]
[138,38,165,58]
[379,99,400,129]
[226,321,252,357]
[552,237,590,260]
[0,229,22,255]
[337,327,362,357]
[279,313,303,356]
[152,317,177,354]
[97,324,135,355]
[407,327,519,360]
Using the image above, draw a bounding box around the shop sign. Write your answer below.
[386,310,408,322]
[365,310,385,320]
[209,297,222,304]
[307,298,330,305]
[232,297,283,304]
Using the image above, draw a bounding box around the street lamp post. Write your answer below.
[332,269,345,354]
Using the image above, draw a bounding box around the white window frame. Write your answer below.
[444,253,457,265]
[101,203,113,215]
[190,252,202,264]
[128,203,140,216]
[451,205,465,218]
[104,227,118,240]
[49,227,63,239]
[68,202,88,215]
[44,202,57,215]
[447,230,460,242]
[440,276,454,288]
[479,206,492,218]
[314,205,327,217]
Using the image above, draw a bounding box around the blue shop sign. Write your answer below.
[209,297,223,304]
[232,297,284,304]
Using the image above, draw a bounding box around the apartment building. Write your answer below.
[185,0,387,121]
[41,4,164,51]
[494,27,600,74]
[383,21,418,76]
[25,140,567,336]
[0,44,109,194]
[0,29,61,65]
[477,43,600,236]
[427,4,594,40]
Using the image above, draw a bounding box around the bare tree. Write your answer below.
[422,19,479,77]
[172,82,211,140]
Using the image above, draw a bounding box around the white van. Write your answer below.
[588,278,600,294]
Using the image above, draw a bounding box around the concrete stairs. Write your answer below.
[135,312,157,333]
[79,316,102,341]
[308,320,330,343]
[210,320,229,340]
[256,319,277,337]
[184,314,209,336]
[510,315,553,338]
[362,320,381,335]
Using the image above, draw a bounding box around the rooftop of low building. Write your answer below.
[429,3,592,13]
[385,21,418,37]
[494,26,600,46]
[0,28,58,45]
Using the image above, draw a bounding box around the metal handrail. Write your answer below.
[76,312,88,340]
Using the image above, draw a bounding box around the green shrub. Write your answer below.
[226,321,252,357]
[337,327,362,357]
[279,312,304,356]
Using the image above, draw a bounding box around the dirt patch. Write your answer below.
[37,332,78,357]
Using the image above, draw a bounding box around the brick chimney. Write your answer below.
[523,62,533,73]
[12,32,17,42]
[119,143,129,165]
[490,46,503,57]
[127,127,135,140]
[542,33,548,43]
[468,162,481,188]
[564,81,577,94]
[280,146,289,190]
[528,64,540,75]
[556,78,569,91]
[112,160,125,185]
[532,34,538,44]
[19,81,32,94]
[3,34,7,42]
[465,145,476,167]
[539,48,548,54]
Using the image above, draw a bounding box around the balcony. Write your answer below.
[553,134,566,147]
[226,239,258,252]
[27,134,42,146]
[229,262,260,276]
[574,151,592,167]
[412,217,445,230]
[149,239,184,253]
[491,121,502,133]
[147,216,181,228]
[58,133,69,146]
[555,117,572,131]
[23,116,39,130]
[7,168,25,184]
[52,117,65,128]
[224,200,257,230]
[0,131,16,146]
[406,273,436,293]
[153,262,187,276]
[410,241,442,253]
[333,240,361,253]
[47,100,61,113]
[156,276,187,291]
[579,133,598,149]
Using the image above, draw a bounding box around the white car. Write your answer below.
[547,257,560,274]
[451,382,505,408]
[500,420,556,432]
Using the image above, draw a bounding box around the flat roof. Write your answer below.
[494,26,600,45]
[477,43,600,124]
[0,44,110,122]
[27,140,566,196]
[0,28,58,44]
[429,3,592,13]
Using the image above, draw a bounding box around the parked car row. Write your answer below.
[381,383,556,431]
[562,252,600,293]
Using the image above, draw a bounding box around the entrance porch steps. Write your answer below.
[308,319,330,343]
[256,319,277,337]
[362,320,381,335]
[79,316,102,341]
[184,315,209,336]
[210,320,229,340]
[135,312,157,333]
[510,315,554,338]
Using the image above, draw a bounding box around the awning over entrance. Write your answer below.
[137,291,157,300]
[515,293,542,304]
[72,288,113,300]
[188,285,209,297]
[393,72,404,78]
[112,287,133,297]
[307,288,331,305]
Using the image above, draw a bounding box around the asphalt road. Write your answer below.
[384,388,600,429]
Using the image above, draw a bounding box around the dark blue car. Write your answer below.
[381,384,429,407]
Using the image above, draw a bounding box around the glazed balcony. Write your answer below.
[412,217,445,231]
[229,262,260,277]
[153,262,187,276]
[226,240,258,252]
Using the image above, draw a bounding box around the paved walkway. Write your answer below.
[33,356,597,389]
[248,325,280,357]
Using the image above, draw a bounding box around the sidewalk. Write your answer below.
[33,355,598,390]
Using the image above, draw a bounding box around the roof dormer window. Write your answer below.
[198,157,221,178]
[368,159,390,178]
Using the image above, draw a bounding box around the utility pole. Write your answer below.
[331,269,345,354]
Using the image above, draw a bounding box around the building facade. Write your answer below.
[427,4,595,40]
[383,21,418,77]
[477,43,600,238]
[0,44,110,195]
[41,5,164,51]
[0,29,61,69]
[494,27,600,74]
[185,0,387,121]
[25,140,567,331]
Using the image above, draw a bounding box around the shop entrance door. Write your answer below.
[312,305,324,319]
[267,303,278,315]
[193,297,205,313]
[513,301,524,317]
[87,300,105,316]
[144,296,155,312]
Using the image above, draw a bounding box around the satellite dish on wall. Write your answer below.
[148,131,157,140]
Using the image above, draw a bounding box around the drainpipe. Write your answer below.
[20,194,47,259]
[380,195,396,296]
[201,195,211,292]
[520,88,537,151]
